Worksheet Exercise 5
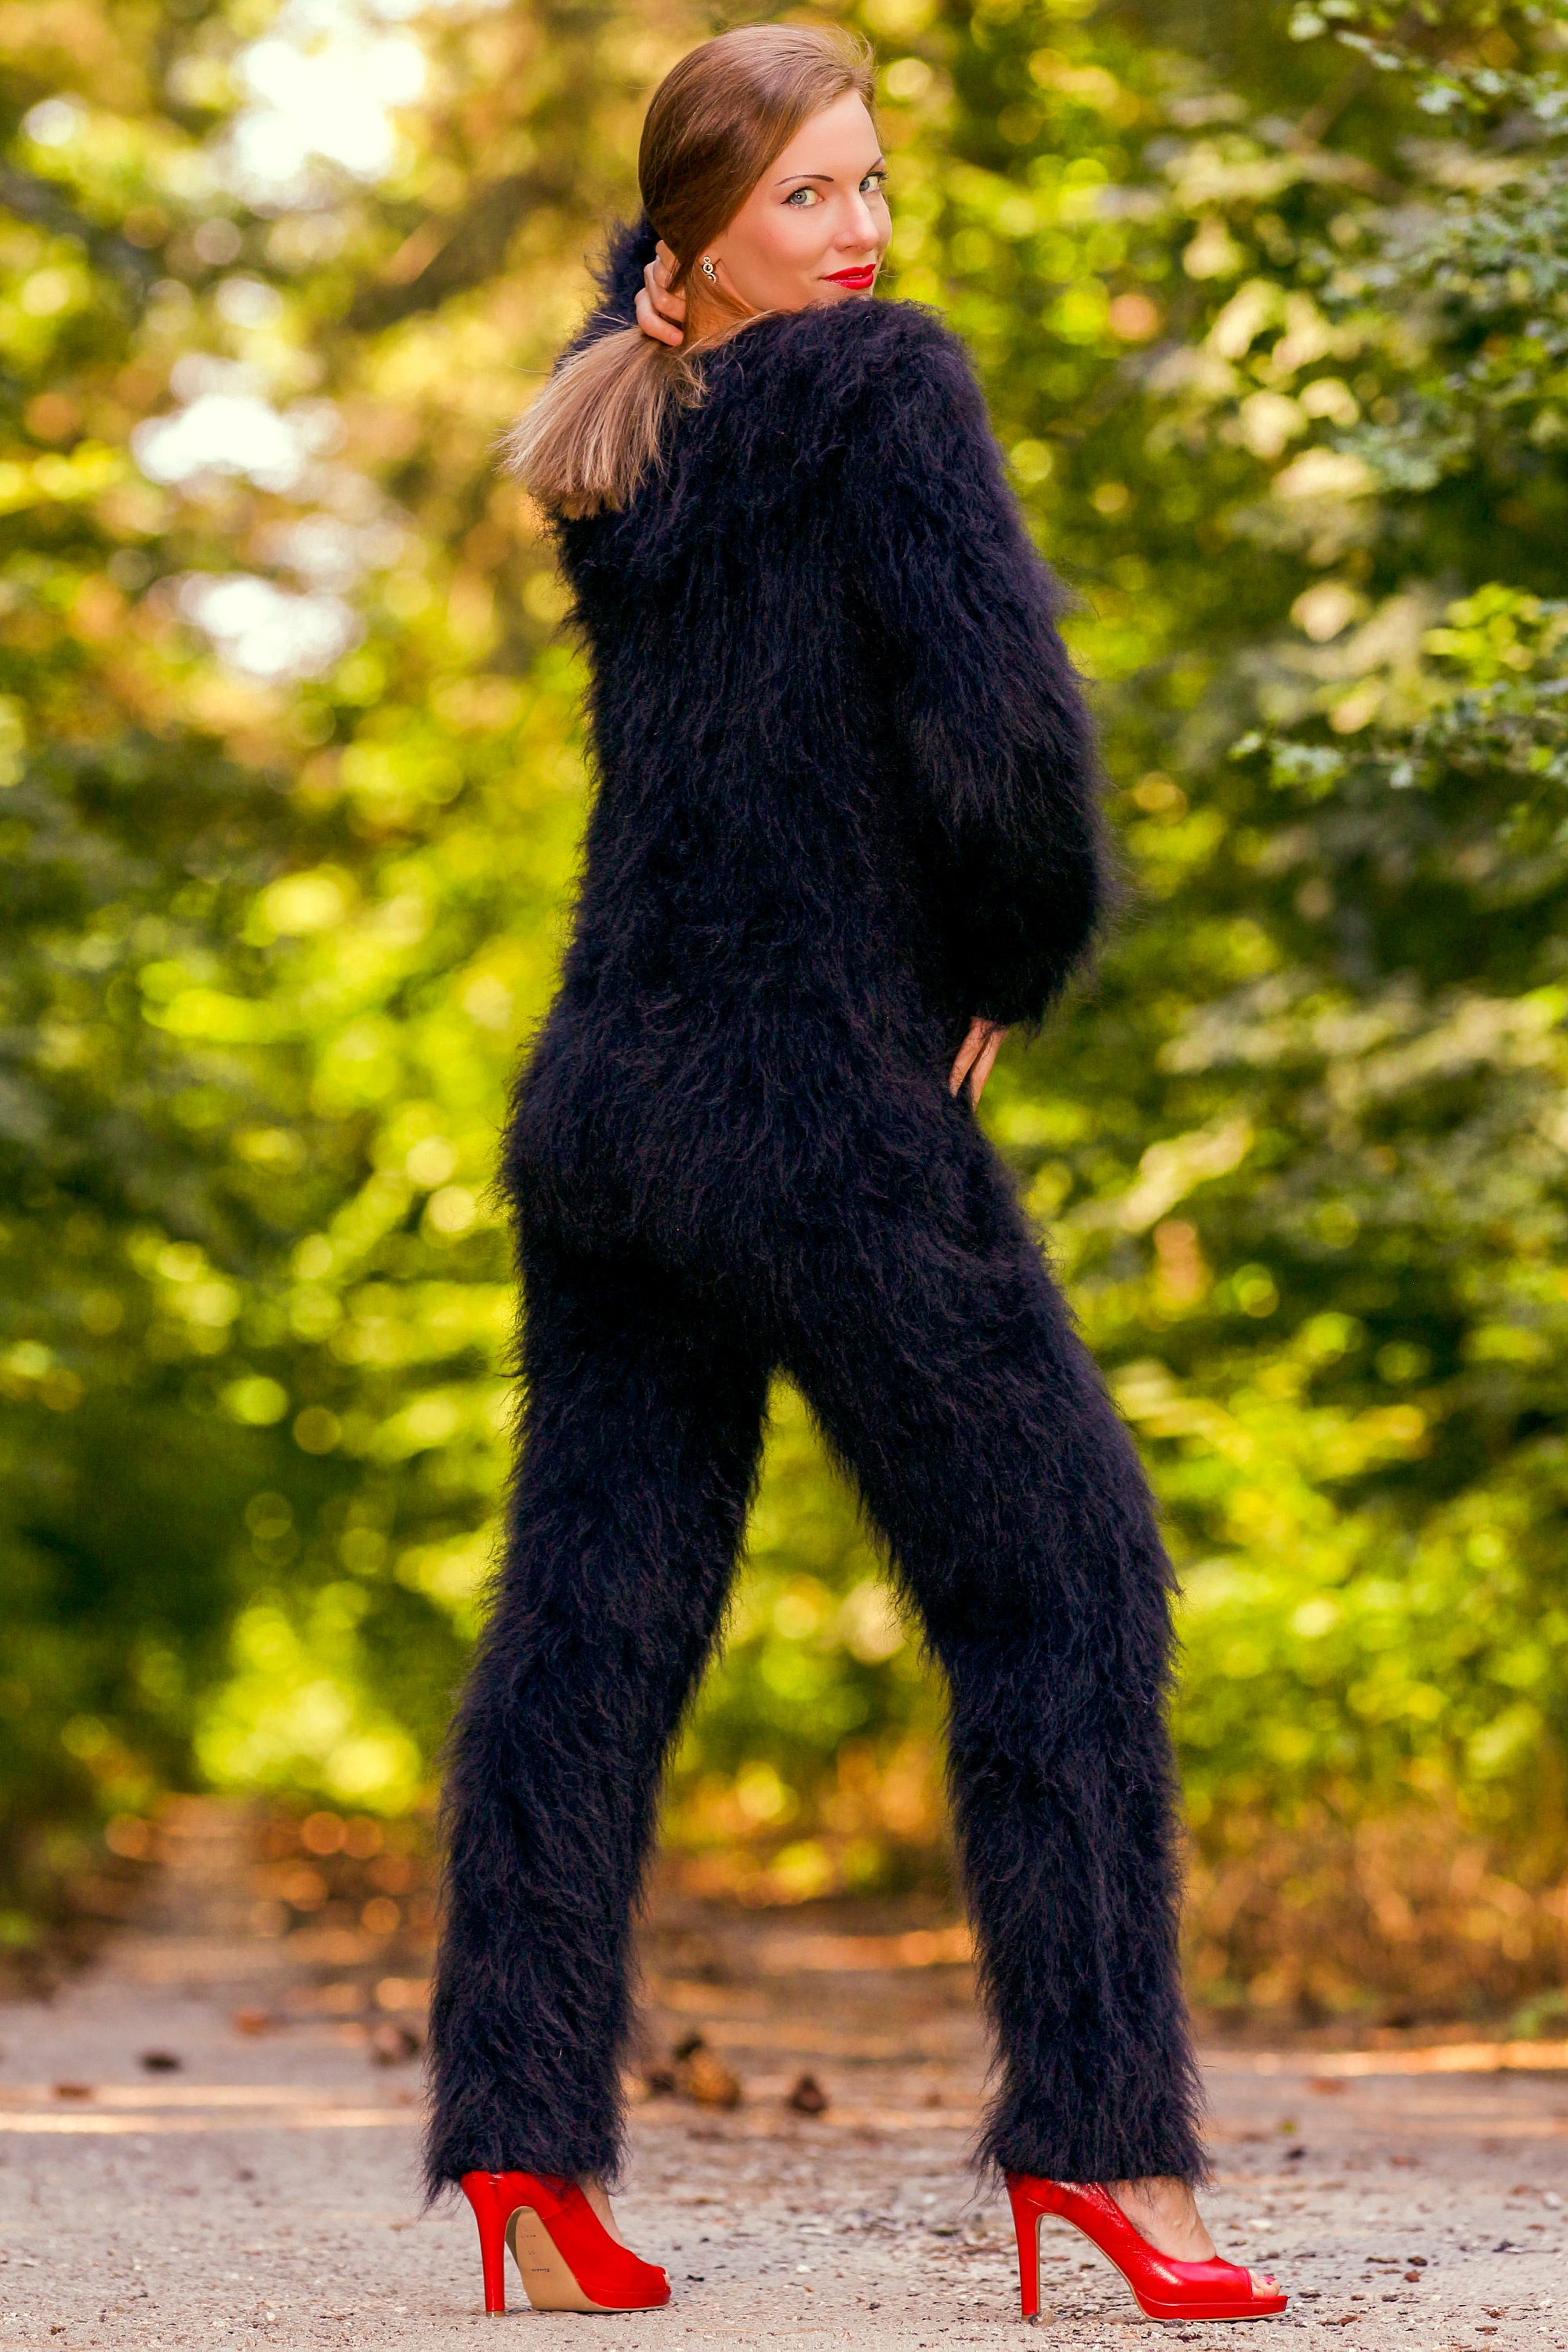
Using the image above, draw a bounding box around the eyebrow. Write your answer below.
[772,158,887,186]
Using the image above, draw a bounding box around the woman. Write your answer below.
[425,23,1285,2330]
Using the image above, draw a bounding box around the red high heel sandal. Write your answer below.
[459,2170,671,2315]
[1006,2176,1287,2323]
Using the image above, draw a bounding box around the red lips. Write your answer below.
[824,263,877,289]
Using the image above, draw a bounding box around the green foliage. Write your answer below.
[3,0,1566,2002]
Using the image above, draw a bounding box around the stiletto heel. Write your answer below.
[1009,2176,1045,2319]
[461,2172,513,2315]
[459,2170,671,2316]
[1005,2175,1287,2323]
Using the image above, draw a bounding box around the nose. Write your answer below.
[837,189,882,252]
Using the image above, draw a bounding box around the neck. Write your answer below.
[681,275,762,350]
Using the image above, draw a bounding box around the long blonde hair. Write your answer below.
[506,24,876,519]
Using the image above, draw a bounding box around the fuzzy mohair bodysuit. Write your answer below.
[423,216,1206,2196]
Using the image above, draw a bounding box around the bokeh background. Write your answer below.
[4,0,1567,2033]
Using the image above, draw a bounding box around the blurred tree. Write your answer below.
[910,0,1568,2012]
[2,0,1565,2020]
[0,0,682,1920]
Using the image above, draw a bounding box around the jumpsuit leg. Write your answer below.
[766,1110,1207,2187]
[423,1221,771,2195]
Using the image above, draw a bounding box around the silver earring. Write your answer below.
[699,256,718,285]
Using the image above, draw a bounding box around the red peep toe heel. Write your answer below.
[460,2170,671,2315]
[1006,2175,1287,2323]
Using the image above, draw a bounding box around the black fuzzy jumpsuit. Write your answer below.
[423,217,1206,2195]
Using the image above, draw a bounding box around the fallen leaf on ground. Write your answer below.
[672,2033,742,2109]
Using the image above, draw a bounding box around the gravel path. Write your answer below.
[0,1857,1563,2349]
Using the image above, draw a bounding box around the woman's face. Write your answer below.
[707,92,890,314]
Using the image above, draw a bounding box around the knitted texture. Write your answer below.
[423,217,1207,2197]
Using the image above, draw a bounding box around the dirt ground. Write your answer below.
[1,1810,1564,2351]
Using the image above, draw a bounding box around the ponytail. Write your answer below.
[503,322,708,521]
[503,303,747,520]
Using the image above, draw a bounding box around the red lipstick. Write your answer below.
[824,263,877,289]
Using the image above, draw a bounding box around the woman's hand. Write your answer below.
[949,1017,1007,1105]
[634,240,686,347]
